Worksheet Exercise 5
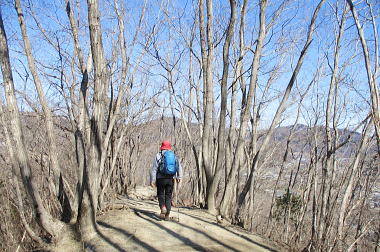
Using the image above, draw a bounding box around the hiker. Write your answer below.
[150,140,183,220]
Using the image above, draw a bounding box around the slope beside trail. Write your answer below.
[78,190,286,252]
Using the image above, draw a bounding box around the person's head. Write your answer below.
[160,140,172,151]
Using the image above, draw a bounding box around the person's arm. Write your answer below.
[150,154,159,186]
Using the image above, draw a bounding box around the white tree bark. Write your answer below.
[206,0,236,215]
[337,120,373,251]
[233,0,326,217]
[347,0,380,150]
[0,8,63,239]
[14,0,63,198]
[77,0,107,240]
[220,0,268,217]
[198,0,215,201]
[319,3,348,246]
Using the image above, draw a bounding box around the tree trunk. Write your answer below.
[206,0,236,215]
[65,0,93,223]
[337,120,373,251]
[319,5,347,248]
[220,0,268,217]
[77,0,107,240]
[347,0,380,151]
[14,0,70,218]
[198,0,215,204]
[0,9,63,239]
[235,0,326,214]
[0,104,46,245]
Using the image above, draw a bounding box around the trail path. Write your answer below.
[81,195,285,252]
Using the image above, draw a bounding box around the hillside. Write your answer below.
[1,114,377,251]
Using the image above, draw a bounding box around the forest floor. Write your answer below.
[54,187,286,252]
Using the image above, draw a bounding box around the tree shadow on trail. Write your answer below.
[133,209,209,251]
[126,198,158,208]
[130,208,161,221]
[96,221,159,252]
[134,209,241,252]
[83,225,126,252]
[179,211,278,252]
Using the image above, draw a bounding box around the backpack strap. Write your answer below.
[160,150,164,162]
[157,151,165,175]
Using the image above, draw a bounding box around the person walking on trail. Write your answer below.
[150,140,183,220]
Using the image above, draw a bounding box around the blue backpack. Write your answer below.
[159,150,178,175]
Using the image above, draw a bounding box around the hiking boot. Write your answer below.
[164,213,170,221]
[160,206,167,214]
[161,205,167,213]
[159,206,167,219]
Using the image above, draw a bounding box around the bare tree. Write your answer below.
[198,0,215,207]
[0,103,45,245]
[347,0,380,150]
[318,3,348,249]
[338,120,373,251]
[206,0,236,214]
[219,0,268,218]
[14,0,72,222]
[0,7,64,240]
[1,0,379,250]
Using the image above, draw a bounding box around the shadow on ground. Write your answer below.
[81,197,283,252]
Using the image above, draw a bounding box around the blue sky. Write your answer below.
[0,0,378,132]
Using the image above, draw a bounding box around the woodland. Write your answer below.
[0,0,379,251]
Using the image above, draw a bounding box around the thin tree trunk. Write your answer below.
[236,0,326,213]
[319,4,347,248]
[14,0,66,208]
[223,0,247,213]
[65,0,92,223]
[97,0,148,187]
[0,104,46,245]
[0,9,63,238]
[220,0,268,217]
[206,0,236,215]
[99,126,128,207]
[337,120,373,251]
[77,0,107,240]
[347,0,380,150]
[199,0,215,203]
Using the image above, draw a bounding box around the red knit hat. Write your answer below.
[160,140,172,150]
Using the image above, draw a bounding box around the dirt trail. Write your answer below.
[80,196,285,252]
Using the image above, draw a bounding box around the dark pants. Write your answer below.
[156,178,173,214]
